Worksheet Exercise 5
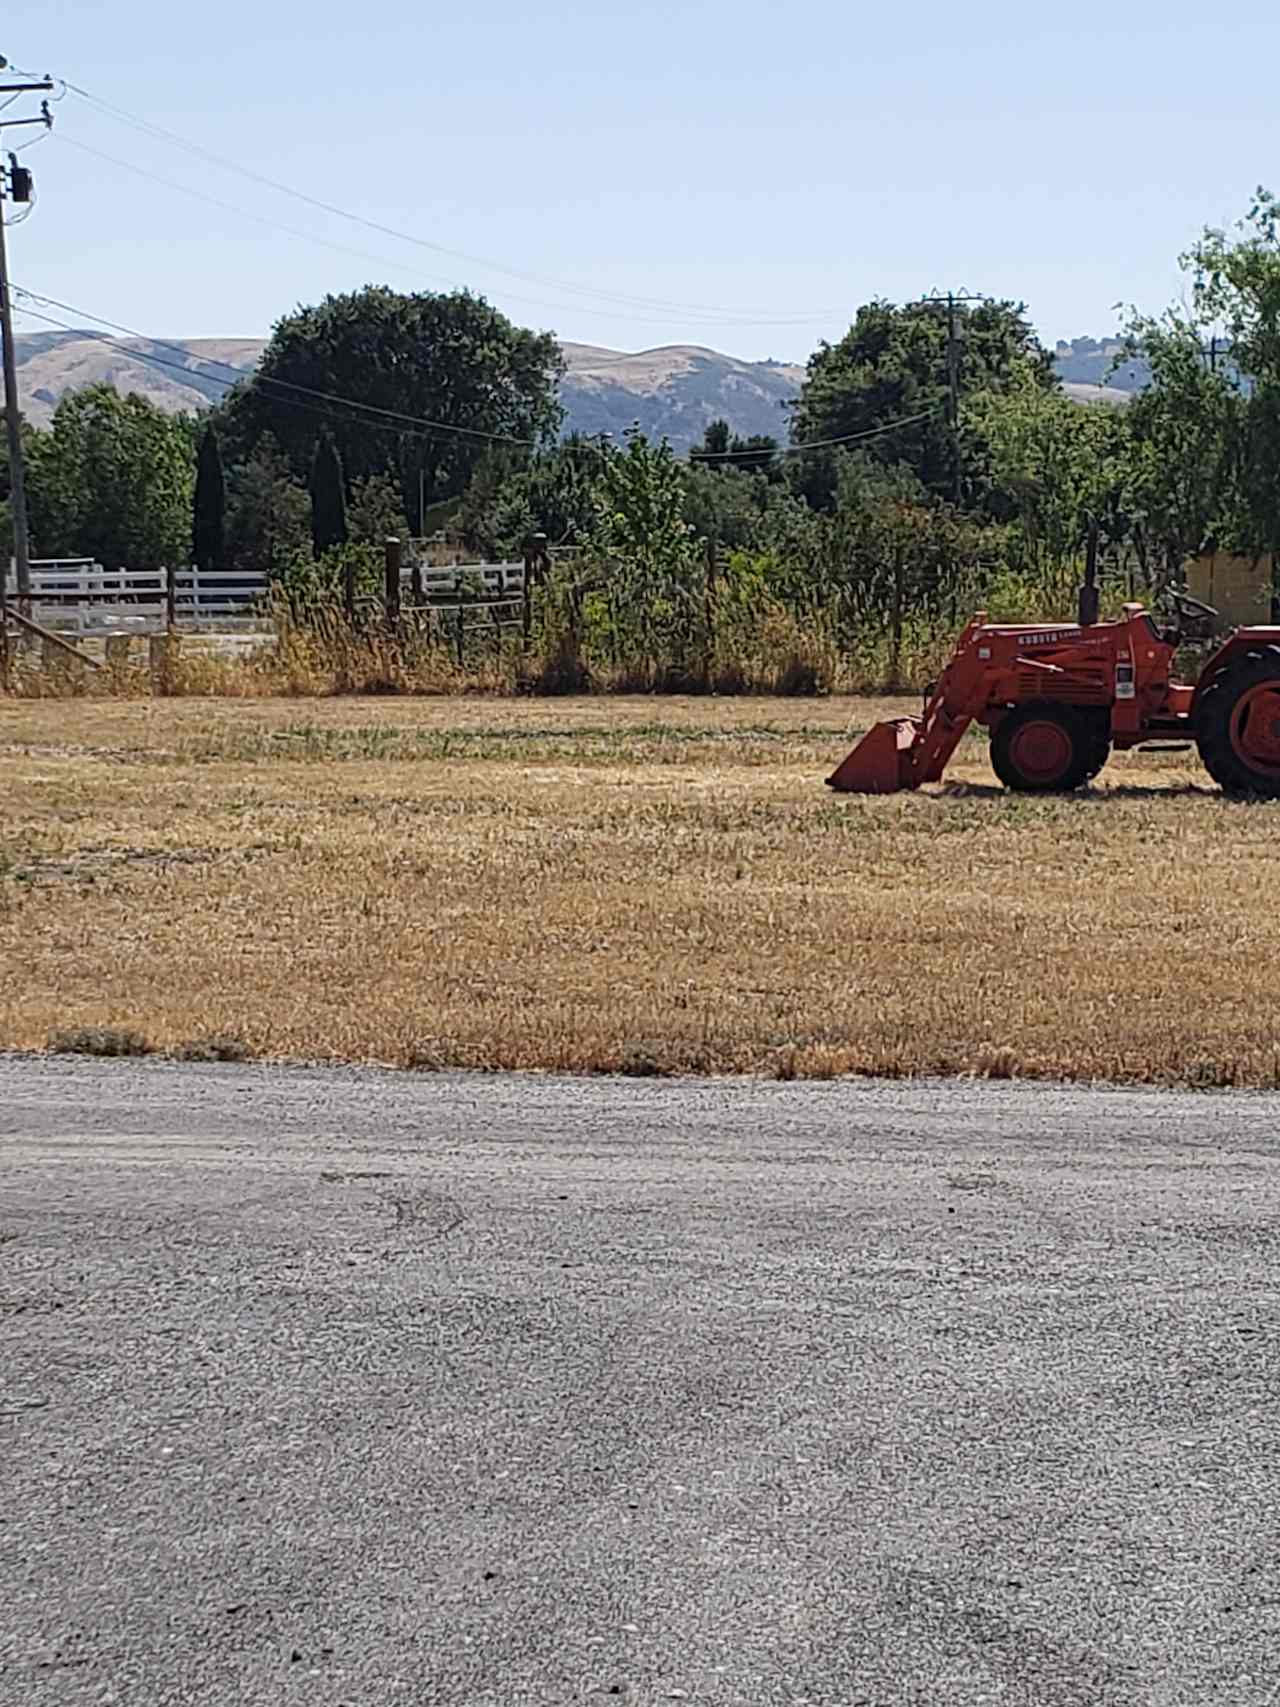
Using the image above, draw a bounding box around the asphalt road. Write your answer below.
[3,1058,1279,1706]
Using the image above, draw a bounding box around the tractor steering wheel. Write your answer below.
[1168,591,1218,639]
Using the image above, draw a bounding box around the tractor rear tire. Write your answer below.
[1195,646,1280,797]
[990,702,1099,793]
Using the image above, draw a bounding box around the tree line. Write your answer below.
[5,191,1280,689]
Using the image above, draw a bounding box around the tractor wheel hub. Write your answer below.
[1009,718,1073,783]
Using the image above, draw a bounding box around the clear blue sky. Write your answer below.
[6,0,1277,363]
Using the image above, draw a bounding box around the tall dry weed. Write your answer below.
[2,586,1006,703]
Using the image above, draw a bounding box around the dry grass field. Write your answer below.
[1,692,1277,1086]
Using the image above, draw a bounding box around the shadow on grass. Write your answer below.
[938,781,1225,802]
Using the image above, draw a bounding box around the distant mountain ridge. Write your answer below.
[1054,336,1150,405]
[13,329,1149,450]
[10,330,806,452]
[558,341,805,450]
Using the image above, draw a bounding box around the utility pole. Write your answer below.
[0,62,53,607]
[0,177,31,603]
[946,293,960,504]
[915,289,986,508]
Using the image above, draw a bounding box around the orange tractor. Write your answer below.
[827,584,1280,797]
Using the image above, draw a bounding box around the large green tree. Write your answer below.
[222,286,564,523]
[29,385,195,567]
[1116,313,1243,578]
[1174,189,1280,557]
[790,298,1055,507]
[966,372,1127,577]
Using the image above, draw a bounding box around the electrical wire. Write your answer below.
[12,302,465,446]
[41,137,810,371]
[16,288,552,446]
[689,410,936,459]
[49,134,745,332]
[15,297,935,460]
[15,289,937,461]
[10,120,50,150]
[52,133,508,300]
[560,343,803,372]
[54,76,838,329]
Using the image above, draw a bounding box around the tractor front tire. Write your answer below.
[1196,646,1280,797]
[990,703,1099,793]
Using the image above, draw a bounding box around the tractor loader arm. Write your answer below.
[826,615,989,793]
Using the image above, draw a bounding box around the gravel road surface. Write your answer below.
[3,1057,1279,1705]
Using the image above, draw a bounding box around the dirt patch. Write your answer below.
[14,846,218,885]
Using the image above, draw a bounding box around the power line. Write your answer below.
[689,410,936,460]
[562,344,801,373]
[12,302,442,445]
[50,139,828,366]
[15,297,935,464]
[15,303,574,458]
[56,135,466,286]
[53,76,837,329]
[16,289,551,446]
[16,250,937,468]
[51,134,761,333]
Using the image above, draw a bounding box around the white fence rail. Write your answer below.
[22,563,268,634]
[15,557,528,634]
[415,562,526,601]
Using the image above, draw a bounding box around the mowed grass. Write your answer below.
[1,693,1277,1087]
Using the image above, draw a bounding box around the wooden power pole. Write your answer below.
[0,65,53,607]
[916,289,986,508]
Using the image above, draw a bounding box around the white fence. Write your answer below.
[16,557,528,634]
[415,562,526,602]
[22,562,268,635]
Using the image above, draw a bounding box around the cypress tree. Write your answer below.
[192,426,226,570]
[309,431,348,557]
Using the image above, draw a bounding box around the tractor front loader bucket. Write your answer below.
[826,717,922,793]
[826,613,988,794]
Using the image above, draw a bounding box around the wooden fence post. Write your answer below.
[410,550,424,609]
[523,532,548,649]
[165,564,177,631]
[703,533,718,688]
[384,537,402,633]
[149,631,180,694]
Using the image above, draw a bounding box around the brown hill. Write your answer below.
[14,331,1128,449]
[14,332,263,426]
[14,331,803,451]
